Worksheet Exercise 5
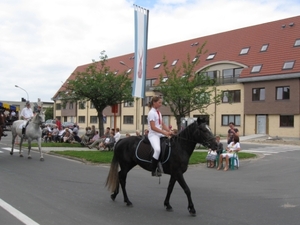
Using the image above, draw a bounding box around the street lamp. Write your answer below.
[15,85,29,101]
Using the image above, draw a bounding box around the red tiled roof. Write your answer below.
[53,15,300,98]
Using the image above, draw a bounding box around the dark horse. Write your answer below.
[106,117,217,216]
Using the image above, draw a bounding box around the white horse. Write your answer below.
[11,111,45,161]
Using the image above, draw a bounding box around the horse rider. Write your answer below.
[147,96,172,177]
[20,101,34,137]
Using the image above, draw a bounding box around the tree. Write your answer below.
[45,106,54,120]
[155,42,222,130]
[62,51,133,136]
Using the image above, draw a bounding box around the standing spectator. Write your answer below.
[51,125,59,142]
[136,130,142,137]
[227,122,239,144]
[56,118,62,131]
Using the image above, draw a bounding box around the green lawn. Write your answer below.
[23,142,82,148]
[52,151,256,164]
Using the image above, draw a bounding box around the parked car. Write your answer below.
[62,122,75,130]
[42,119,56,129]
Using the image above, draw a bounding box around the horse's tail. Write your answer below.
[105,152,119,193]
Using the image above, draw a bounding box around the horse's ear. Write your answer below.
[197,117,205,124]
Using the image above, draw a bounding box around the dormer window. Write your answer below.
[171,59,178,66]
[260,44,269,52]
[192,56,198,63]
[240,47,249,55]
[206,53,216,60]
[162,77,168,82]
[154,63,161,69]
[251,65,262,73]
[283,61,295,70]
[126,68,132,74]
[294,39,300,47]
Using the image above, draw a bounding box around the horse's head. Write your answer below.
[33,111,45,125]
[195,117,217,150]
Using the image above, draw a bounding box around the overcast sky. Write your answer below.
[1,0,299,103]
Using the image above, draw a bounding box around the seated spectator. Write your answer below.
[136,130,142,137]
[63,128,74,143]
[143,129,149,137]
[126,133,131,137]
[217,136,240,171]
[51,125,59,142]
[87,128,110,149]
[98,131,115,150]
[85,131,100,146]
[206,135,223,168]
[72,124,79,135]
[81,126,92,145]
[114,128,121,143]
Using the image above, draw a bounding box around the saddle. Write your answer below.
[135,136,171,163]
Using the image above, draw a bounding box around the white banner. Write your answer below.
[133,5,149,98]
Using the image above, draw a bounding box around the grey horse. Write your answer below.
[11,111,45,161]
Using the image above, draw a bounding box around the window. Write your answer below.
[90,102,95,109]
[282,61,295,70]
[78,116,85,123]
[280,115,294,127]
[195,92,210,104]
[222,115,241,126]
[252,88,265,101]
[260,44,269,52]
[192,56,198,63]
[240,47,249,55]
[141,96,152,106]
[90,116,97,123]
[162,116,170,127]
[222,68,242,84]
[114,70,118,75]
[294,39,300,47]
[123,116,134,124]
[171,59,178,66]
[206,53,216,60]
[276,86,290,100]
[63,116,67,122]
[251,65,262,73]
[56,103,61,110]
[69,102,73,109]
[146,79,156,88]
[79,102,85,109]
[162,77,168,82]
[222,90,241,103]
[154,63,161,69]
[126,68,132,74]
[124,101,134,107]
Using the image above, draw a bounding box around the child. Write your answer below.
[206,136,223,168]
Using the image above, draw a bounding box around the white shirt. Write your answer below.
[148,107,163,137]
[20,107,33,121]
[114,132,121,142]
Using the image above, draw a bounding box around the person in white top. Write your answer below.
[20,101,34,136]
[217,135,241,171]
[147,96,172,176]
[114,128,121,143]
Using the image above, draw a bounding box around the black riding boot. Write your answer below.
[151,157,161,177]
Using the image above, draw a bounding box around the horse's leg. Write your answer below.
[118,169,133,206]
[176,172,196,216]
[10,134,16,155]
[38,137,44,161]
[110,182,119,201]
[27,140,32,159]
[164,175,176,212]
[19,136,24,157]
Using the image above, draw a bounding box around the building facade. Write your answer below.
[52,15,300,137]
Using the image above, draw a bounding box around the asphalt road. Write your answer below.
[1,135,300,225]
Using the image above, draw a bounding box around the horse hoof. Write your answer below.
[40,158,44,161]
[188,208,196,217]
[110,194,116,201]
[125,200,133,207]
[10,152,13,155]
[20,155,23,157]
[164,204,173,212]
[28,156,32,159]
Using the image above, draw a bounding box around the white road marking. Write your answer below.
[0,198,40,225]
[1,147,21,153]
